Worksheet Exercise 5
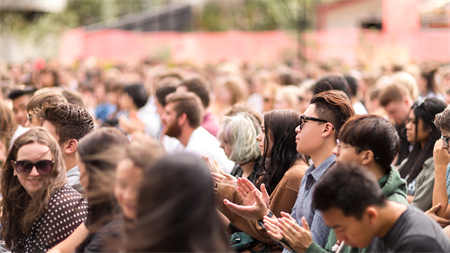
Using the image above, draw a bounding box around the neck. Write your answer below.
[64,154,77,172]
[240,161,255,178]
[376,201,408,238]
[367,162,386,181]
[179,126,195,147]
[309,140,336,168]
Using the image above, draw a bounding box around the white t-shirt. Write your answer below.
[185,127,234,173]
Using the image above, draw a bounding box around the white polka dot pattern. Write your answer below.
[16,185,88,253]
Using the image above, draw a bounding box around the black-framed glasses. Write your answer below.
[298,115,328,129]
[13,160,54,175]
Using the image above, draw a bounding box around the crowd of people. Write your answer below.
[0,58,449,252]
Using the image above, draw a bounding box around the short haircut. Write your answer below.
[310,90,355,136]
[219,113,261,164]
[179,77,210,108]
[378,83,409,107]
[434,107,450,132]
[43,103,95,143]
[26,89,67,121]
[61,89,85,107]
[123,83,149,109]
[312,75,352,99]
[312,162,386,219]
[339,115,399,173]
[155,83,178,107]
[166,92,203,128]
[7,87,36,100]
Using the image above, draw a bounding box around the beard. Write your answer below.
[164,121,182,138]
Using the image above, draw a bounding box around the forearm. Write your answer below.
[47,223,89,253]
[432,164,449,217]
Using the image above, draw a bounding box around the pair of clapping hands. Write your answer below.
[204,157,313,253]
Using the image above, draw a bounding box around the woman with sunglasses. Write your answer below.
[219,109,308,251]
[0,127,87,253]
[399,97,447,211]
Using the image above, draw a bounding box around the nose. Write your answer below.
[256,133,262,142]
[295,125,301,133]
[29,166,40,176]
[335,232,347,244]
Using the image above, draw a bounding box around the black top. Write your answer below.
[395,123,410,166]
[230,157,262,184]
[15,185,88,253]
[368,206,450,253]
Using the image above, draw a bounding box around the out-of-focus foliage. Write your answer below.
[195,0,315,31]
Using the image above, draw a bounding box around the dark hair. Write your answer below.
[434,108,450,132]
[155,83,177,107]
[344,75,358,98]
[77,128,129,232]
[166,92,203,128]
[312,162,386,219]
[7,87,36,100]
[179,77,210,108]
[258,110,304,194]
[310,90,355,137]
[339,115,400,173]
[43,103,95,144]
[400,98,447,183]
[312,75,352,99]
[127,153,229,252]
[39,68,59,87]
[421,68,438,94]
[123,83,149,109]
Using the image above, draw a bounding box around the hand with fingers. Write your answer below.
[426,204,450,228]
[263,215,283,241]
[211,170,237,186]
[224,178,271,221]
[276,212,313,253]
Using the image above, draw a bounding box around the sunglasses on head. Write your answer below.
[13,160,54,175]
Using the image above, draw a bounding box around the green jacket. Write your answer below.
[306,168,408,253]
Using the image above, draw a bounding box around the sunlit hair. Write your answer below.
[77,127,129,232]
[126,153,230,252]
[219,112,261,164]
[26,88,67,126]
[0,127,66,249]
[0,100,17,149]
[434,107,450,132]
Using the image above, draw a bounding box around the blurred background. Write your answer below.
[0,0,449,68]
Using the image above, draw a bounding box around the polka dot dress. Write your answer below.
[16,185,88,253]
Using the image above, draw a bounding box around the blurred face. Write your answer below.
[39,72,55,87]
[322,208,375,248]
[297,91,312,114]
[295,104,327,155]
[115,159,142,220]
[384,100,410,125]
[256,121,273,156]
[219,138,232,158]
[119,93,135,111]
[14,143,53,196]
[406,111,430,144]
[161,103,182,138]
[335,142,362,165]
[13,95,32,126]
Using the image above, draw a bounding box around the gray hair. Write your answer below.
[219,113,261,164]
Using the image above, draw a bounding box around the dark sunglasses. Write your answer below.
[298,115,328,129]
[13,160,54,175]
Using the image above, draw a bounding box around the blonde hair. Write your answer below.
[219,113,261,164]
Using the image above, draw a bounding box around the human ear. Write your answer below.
[361,150,374,166]
[63,139,78,155]
[366,207,378,224]
[178,113,187,125]
[321,122,334,137]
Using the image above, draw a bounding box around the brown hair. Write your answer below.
[166,92,204,128]
[43,103,95,144]
[77,127,129,232]
[0,100,17,149]
[0,128,66,249]
[379,83,409,107]
[310,90,355,136]
[434,108,450,132]
[220,76,247,105]
[26,88,67,125]
[126,134,166,170]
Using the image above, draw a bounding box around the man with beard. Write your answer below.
[161,91,234,173]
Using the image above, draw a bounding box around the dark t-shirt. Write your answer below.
[368,206,450,253]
